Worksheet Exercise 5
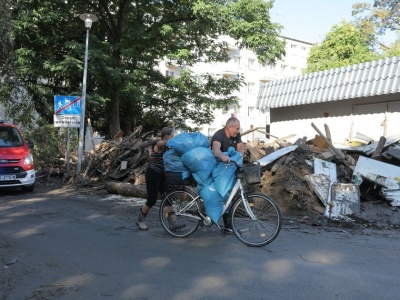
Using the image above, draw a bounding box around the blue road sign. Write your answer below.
[54,95,82,115]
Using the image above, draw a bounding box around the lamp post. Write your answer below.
[77,13,98,174]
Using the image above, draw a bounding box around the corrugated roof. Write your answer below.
[257,56,400,109]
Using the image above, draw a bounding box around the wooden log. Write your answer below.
[262,134,296,148]
[106,181,147,198]
[246,144,263,161]
[311,122,352,169]
[371,136,386,160]
[324,124,332,143]
[87,118,96,150]
[112,130,124,140]
[271,155,288,174]
[241,126,261,137]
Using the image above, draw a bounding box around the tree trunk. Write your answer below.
[108,93,120,137]
[106,181,147,198]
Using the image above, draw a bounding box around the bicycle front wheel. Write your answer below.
[159,188,200,238]
[230,193,282,247]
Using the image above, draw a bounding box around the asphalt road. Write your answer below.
[1,183,400,300]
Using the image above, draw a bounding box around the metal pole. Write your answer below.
[66,128,70,175]
[77,28,90,174]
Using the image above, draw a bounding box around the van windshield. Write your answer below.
[0,127,24,147]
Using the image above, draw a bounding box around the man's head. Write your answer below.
[225,117,240,138]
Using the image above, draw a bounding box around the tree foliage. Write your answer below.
[304,20,378,73]
[352,0,400,53]
[1,0,285,136]
[352,1,400,35]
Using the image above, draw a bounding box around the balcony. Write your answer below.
[165,61,180,68]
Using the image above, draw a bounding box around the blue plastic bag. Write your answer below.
[163,149,191,180]
[212,148,243,198]
[200,183,226,224]
[212,163,236,198]
[166,132,209,156]
[181,147,217,184]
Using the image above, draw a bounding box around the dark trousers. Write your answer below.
[145,167,167,208]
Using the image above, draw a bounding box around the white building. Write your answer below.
[157,36,313,141]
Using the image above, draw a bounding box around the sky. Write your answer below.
[270,0,397,45]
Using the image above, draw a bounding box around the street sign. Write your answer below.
[54,114,81,128]
[54,95,82,128]
[54,95,82,115]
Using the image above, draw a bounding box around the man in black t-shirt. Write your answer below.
[211,117,244,163]
[211,117,244,233]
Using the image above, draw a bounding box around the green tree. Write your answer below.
[352,1,400,55]
[1,0,285,137]
[352,1,399,35]
[304,20,378,73]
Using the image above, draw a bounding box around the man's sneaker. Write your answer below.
[222,224,233,234]
[222,213,233,234]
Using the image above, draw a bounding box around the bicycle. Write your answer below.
[159,162,282,247]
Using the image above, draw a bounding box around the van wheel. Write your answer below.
[22,184,35,192]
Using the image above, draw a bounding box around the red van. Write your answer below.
[0,120,35,192]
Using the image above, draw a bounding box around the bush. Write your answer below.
[23,125,78,170]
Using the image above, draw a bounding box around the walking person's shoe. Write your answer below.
[167,213,186,231]
[136,209,149,230]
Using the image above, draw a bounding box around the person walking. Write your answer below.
[211,117,244,232]
[136,127,183,231]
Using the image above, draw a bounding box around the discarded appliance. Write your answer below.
[305,159,360,217]
[353,156,400,206]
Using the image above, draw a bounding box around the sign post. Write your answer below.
[54,95,82,175]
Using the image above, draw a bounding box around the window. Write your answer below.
[291,44,297,49]
[248,58,257,70]
[281,64,287,71]
[248,106,259,117]
[194,75,202,83]
[166,70,174,77]
[233,56,241,66]
[208,128,217,138]
[194,48,200,58]
[247,82,256,94]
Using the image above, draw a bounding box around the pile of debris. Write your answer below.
[65,124,399,229]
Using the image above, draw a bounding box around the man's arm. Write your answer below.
[212,140,230,163]
[237,142,244,156]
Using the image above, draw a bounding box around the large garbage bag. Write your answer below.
[212,163,236,198]
[166,132,209,156]
[163,149,191,180]
[181,147,217,188]
[192,173,213,190]
[212,148,244,198]
[199,183,227,224]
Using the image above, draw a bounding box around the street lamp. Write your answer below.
[77,13,98,174]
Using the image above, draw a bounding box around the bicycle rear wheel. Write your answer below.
[159,188,200,238]
[230,193,282,247]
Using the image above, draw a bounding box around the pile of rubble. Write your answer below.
[62,124,399,229]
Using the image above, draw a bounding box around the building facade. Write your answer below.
[257,56,400,145]
[157,36,313,141]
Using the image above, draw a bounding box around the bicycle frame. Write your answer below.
[221,178,257,220]
[171,177,256,225]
